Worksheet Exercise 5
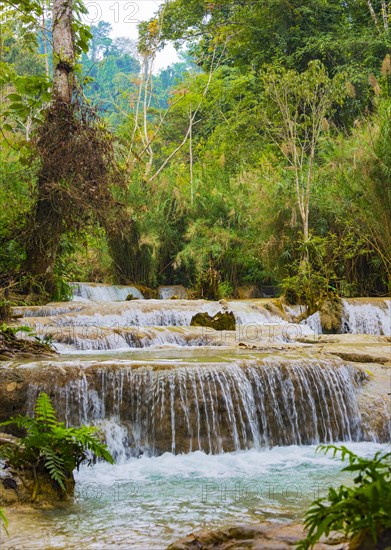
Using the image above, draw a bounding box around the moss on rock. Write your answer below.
[190,311,236,331]
[132,285,158,299]
[320,299,343,333]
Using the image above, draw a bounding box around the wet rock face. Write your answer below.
[132,284,158,299]
[190,311,236,331]
[320,299,343,334]
[0,466,74,505]
[0,370,30,425]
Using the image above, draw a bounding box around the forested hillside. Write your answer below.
[1,0,390,308]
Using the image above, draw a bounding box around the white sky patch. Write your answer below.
[82,0,179,72]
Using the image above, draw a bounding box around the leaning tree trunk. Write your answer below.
[25,0,75,279]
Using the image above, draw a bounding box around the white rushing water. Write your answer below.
[341,298,391,336]
[24,357,366,459]
[15,290,391,339]
[5,442,389,549]
[70,282,145,301]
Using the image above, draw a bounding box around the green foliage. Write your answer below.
[218,281,234,299]
[281,232,370,309]
[54,228,114,284]
[298,445,391,549]
[0,392,114,493]
[1,2,390,299]
[0,323,33,338]
[195,266,221,300]
[0,507,8,534]
[157,0,390,113]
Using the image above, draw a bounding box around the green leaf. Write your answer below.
[6,93,22,102]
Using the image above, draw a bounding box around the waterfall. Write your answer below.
[49,326,220,351]
[302,311,322,334]
[158,285,188,299]
[341,299,391,336]
[16,300,310,332]
[7,289,390,465]
[14,296,391,351]
[70,282,145,301]
[25,358,364,460]
[4,284,390,550]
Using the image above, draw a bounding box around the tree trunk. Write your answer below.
[52,0,75,103]
[25,0,75,279]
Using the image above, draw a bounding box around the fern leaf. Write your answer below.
[34,392,58,426]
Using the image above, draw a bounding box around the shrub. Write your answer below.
[195,267,221,300]
[297,445,391,549]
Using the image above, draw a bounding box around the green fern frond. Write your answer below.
[34,392,58,425]
[1,392,114,496]
[42,447,66,490]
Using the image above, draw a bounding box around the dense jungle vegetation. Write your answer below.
[1,0,390,307]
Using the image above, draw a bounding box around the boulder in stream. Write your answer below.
[190,311,236,331]
[320,298,343,333]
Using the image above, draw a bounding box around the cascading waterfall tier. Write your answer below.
[14,296,391,343]
[47,326,220,351]
[70,282,145,301]
[15,300,284,327]
[15,299,312,349]
[341,298,390,336]
[21,357,366,460]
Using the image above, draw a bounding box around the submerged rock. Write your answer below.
[167,522,347,549]
[190,311,236,331]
